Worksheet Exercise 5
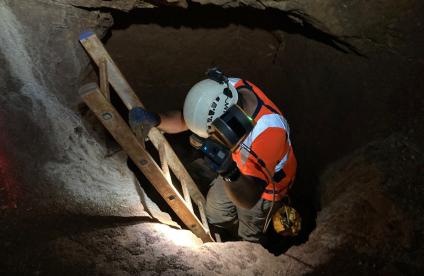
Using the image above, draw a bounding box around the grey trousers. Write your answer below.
[205,177,281,242]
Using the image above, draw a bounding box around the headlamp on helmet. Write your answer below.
[184,68,254,151]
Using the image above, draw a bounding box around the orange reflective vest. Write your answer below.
[229,78,297,201]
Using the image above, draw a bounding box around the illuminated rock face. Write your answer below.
[0,2,178,272]
[0,0,423,275]
[0,2,172,221]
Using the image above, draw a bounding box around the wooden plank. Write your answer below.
[80,32,141,109]
[130,123,146,149]
[99,58,110,101]
[214,233,222,243]
[129,112,146,150]
[158,142,172,184]
[149,128,206,206]
[159,142,193,212]
[197,200,210,235]
[181,179,194,213]
[79,31,206,207]
[79,83,214,243]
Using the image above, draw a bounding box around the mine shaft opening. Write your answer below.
[99,4,360,254]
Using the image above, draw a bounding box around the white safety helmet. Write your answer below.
[183,79,238,138]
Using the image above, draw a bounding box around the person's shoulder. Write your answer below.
[228,77,242,86]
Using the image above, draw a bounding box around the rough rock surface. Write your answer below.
[103,0,423,169]
[68,0,424,57]
[0,0,423,275]
[2,133,421,275]
[69,0,188,10]
[286,133,424,274]
[0,0,173,223]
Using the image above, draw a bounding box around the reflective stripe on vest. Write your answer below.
[230,78,295,201]
[228,77,241,87]
[239,114,291,172]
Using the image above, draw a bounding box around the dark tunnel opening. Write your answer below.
[89,3,421,255]
[97,4,340,255]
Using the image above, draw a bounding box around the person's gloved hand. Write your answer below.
[128,107,161,139]
[200,138,240,182]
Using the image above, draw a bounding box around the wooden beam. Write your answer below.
[130,124,146,149]
[214,233,222,243]
[149,129,207,205]
[79,31,206,207]
[148,128,205,207]
[129,115,146,150]
[79,83,214,243]
[158,142,172,184]
[80,32,140,109]
[181,179,194,213]
[197,200,210,235]
[159,142,193,212]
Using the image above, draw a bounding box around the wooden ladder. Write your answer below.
[78,31,214,243]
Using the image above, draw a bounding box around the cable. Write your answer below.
[239,143,276,233]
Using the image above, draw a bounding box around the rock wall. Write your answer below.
[0,0,173,221]
[0,0,423,274]
[286,134,423,274]
[70,0,424,54]
[2,132,421,275]
[102,0,423,172]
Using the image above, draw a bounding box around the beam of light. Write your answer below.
[152,223,203,248]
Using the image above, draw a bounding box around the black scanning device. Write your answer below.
[199,138,233,172]
[210,105,254,151]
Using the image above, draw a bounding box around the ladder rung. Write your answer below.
[214,233,222,243]
[159,142,193,212]
[79,32,206,208]
[197,200,210,234]
[158,142,172,184]
[79,32,214,242]
[79,83,214,243]
[181,179,194,212]
[149,129,206,207]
